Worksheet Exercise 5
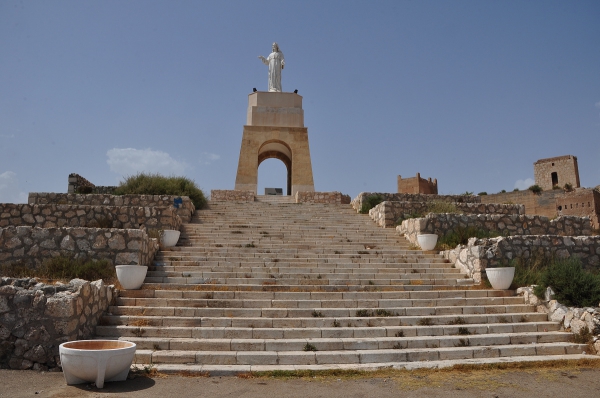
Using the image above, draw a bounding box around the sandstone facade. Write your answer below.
[0,277,114,370]
[397,173,438,194]
[534,155,580,191]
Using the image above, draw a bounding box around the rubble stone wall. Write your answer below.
[210,190,255,202]
[29,193,194,223]
[0,203,182,231]
[441,235,600,283]
[0,277,114,370]
[399,214,592,247]
[295,191,351,204]
[369,201,525,228]
[67,173,117,195]
[0,226,159,268]
[351,192,480,213]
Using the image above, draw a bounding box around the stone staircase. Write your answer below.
[96,201,590,374]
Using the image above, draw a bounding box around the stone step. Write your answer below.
[101,321,562,340]
[99,312,545,330]
[118,289,514,300]
[112,295,526,309]
[130,342,586,365]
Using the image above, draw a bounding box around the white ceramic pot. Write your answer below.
[485,267,515,290]
[417,234,438,251]
[115,265,148,290]
[161,230,181,247]
[59,340,136,388]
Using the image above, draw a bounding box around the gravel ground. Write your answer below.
[2,363,600,398]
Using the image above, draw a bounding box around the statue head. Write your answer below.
[272,42,280,52]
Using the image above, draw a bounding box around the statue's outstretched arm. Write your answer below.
[258,55,269,66]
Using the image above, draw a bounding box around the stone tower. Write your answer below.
[234,91,315,196]
[533,155,580,191]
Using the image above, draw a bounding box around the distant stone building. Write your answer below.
[534,155,580,191]
[557,188,600,229]
[397,173,438,195]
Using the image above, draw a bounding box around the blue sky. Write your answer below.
[1,0,599,202]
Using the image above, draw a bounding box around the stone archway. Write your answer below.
[258,140,292,195]
[234,91,314,196]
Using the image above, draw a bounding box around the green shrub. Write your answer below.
[533,257,600,307]
[359,194,383,214]
[513,188,519,192]
[528,185,542,194]
[426,201,458,214]
[564,183,573,192]
[507,252,547,289]
[436,226,500,250]
[114,173,206,209]
[500,190,507,193]
[477,192,487,196]
[0,256,116,282]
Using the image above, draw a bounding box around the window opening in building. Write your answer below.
[551,172,558,187]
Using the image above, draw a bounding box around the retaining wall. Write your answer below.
[351,192,480,213]
[0,226,159,268]
[28,193,195,223]
[210,190,255,202]
[295,191,351,204]
[0,204,181,231]
[369,201,525,228]
[0,277,114,370]
[441,235,600,283]
[398,214,592,247]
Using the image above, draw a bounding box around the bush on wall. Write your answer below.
[114,173,207,209]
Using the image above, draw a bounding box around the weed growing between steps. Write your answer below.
[234,358,600,381]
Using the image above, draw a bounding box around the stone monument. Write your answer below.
[234,44,315,196]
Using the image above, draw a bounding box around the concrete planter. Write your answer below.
[485,267,515,290]
[161,229,181,247]
[115,265,148,290]
[417,234,438,251]
[59,340,136,388]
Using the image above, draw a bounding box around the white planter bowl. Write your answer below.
[417,234,438,251]
[485,267,515,290]
[115,265,148,290]
[161,230,181,247]
[59,340,136,388]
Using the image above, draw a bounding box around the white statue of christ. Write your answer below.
[258,42,285,92]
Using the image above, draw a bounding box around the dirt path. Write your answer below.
[2,363,600,398]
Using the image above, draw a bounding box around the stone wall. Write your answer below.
[441,235,600,283]
[399,214,592,248]
[295,191,351,204]
[369,201,525,228]
[0,277,114,370]
[557,189,600,230]
[517,286,600,352]
[0,204,182,231]
[0,226,159,268]
[481,189,564,220]
[67,173,117,195]
[351,192,480,213]
[210,190,255,202]
[29,193,194,223]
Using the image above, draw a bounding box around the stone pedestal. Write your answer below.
[235,92,315,196]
